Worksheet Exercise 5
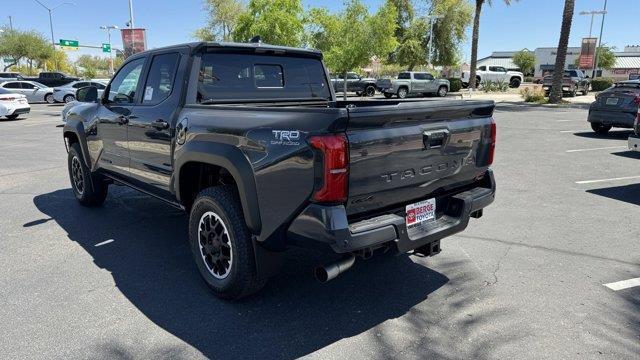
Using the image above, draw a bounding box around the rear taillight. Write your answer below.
[0,97,17,102]
[309,134,348,203]
[633,96,640,105]
[488,118,496,166]
[635,108,640,135]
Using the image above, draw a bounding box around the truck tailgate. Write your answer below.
[343,100,494,217]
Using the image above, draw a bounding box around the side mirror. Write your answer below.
[76,86,98,103]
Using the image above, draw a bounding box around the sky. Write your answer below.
[2,0,639,63]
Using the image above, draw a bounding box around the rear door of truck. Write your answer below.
[343,100,495,219]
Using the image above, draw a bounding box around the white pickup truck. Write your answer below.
[461,66,524,88]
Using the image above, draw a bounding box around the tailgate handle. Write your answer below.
[423,129,449,149]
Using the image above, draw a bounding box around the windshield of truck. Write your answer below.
[197,53,331,102]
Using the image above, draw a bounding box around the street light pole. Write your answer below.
[592,0,608,78]
[426,15,444,67]
[100,25,118,75]
[32,1,75,70]
[578,9,606,75]
[128,0,135,28]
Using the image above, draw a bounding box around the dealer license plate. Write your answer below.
[605,97,619,105]
[405,198,436,240]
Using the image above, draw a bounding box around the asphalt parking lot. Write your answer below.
[1,102,638,359]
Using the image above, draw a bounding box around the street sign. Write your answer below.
[59,39,79,51]
[3,58,13,63]
[102,43,111,53]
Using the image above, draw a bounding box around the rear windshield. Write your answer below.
[196,53,330,102]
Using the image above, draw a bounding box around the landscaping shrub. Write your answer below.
[520,86,546,103]
[590,77,614,91]
[480,79,509,93]
[448,78,462,92]
[524,76,534,83]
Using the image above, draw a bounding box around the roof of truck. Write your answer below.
[131,41,323,59]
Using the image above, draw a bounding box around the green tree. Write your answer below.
[549,0,575,103]
[307,0,398,99]
[233,0,305,47]
[388,0,414,39]
[194,0,245,41]
[0,29,52,71]
[430,0,473,66]
[42,49,74,74]
[512,49,535,75]
[395,18,428,70]
[595,46,615,70]
[469,0,517,89]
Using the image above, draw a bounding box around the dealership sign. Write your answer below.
[579,37,597,69]
[121,28,147,58]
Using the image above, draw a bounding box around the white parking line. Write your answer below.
[604,277,640,291]
[566,146,626,153]
[94,239,114,247]
[560,130,584,133]
[575,175,640,184]
[557,119,583,122]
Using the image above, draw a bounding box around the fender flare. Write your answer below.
[63,120,92,169]
[174,141,262,235]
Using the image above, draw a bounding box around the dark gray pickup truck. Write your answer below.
[62,41,496,300]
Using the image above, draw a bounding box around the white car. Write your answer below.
[0,80,55,103]
[0,91,30,120]
[461,66,524,88]
[53,80,108,103]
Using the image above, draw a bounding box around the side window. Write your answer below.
[142,53,179,105]
[92,82,107,90]
[21,82,35,89]
[347,72,359,80]
[397,73,411,79]
[425,74,434,80]
[414,73,427,80]
[254,64,283,88]
[107,58,145,104]
[478,66,486,71]
[4,82,21,89]
[72,82,87,89]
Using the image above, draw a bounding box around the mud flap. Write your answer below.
[253,237,283,282]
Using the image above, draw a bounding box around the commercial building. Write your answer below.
[477,45,640,80]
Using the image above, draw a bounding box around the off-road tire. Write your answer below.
[364,85,376,97]
[188,185,265,300]
[437,86,448,97]
[397,87,408,99]
[67,143,108,206]
[510,78,521,88]
[591,122,612,135]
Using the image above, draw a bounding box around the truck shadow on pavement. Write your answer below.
[32,187,503,359]
[587,183,640,206]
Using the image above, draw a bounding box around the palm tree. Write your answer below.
[468,0,515,90]
[549,0,575,103]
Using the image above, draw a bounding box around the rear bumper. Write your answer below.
[588,110,636,128]
[6,105,30,116]
[629,135,640,151]
[287,170,496,254]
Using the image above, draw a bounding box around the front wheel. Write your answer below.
[189,186,266,300]
[67,143,108,206]
[397,87,408,99]
[510,78,521,88]
[63,94,75,103]
[364,85,376,97]
[45,93,55,104]
[591,122,612,135]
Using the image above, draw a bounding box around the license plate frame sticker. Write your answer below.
[405,198,436,240]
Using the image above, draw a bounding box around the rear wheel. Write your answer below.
[189,186,265,300]
[437,86,448,97]
[45,93,54,104]
[67,143,108,206]
[509,78,521,88]
[591,122,612,135]
[397,87,408,99]
[64,94,75,103]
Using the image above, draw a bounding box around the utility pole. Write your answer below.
[8,16,13,31]
[426,15,444,67]
[32,1,75,70]
[592,0,608,78]
[100,25,118,75]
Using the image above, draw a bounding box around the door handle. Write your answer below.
[152,119,170,130]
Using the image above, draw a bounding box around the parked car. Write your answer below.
[0,80,55,103]
[0,72,25,81]
[461,66,524,88]
[588,80,640,134]
[53,80,108,103]
[330,72,378,96]
[63,41,495,300]
[0,88,30,120]
[25,71,79,87]
[382,71,450,98]
[542,70,590,97]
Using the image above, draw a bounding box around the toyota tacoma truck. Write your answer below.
[461,66,523,88]
[62,41,496,300]
[330,72,378,97]
[380,71,450,98]
[542,69,590,97]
